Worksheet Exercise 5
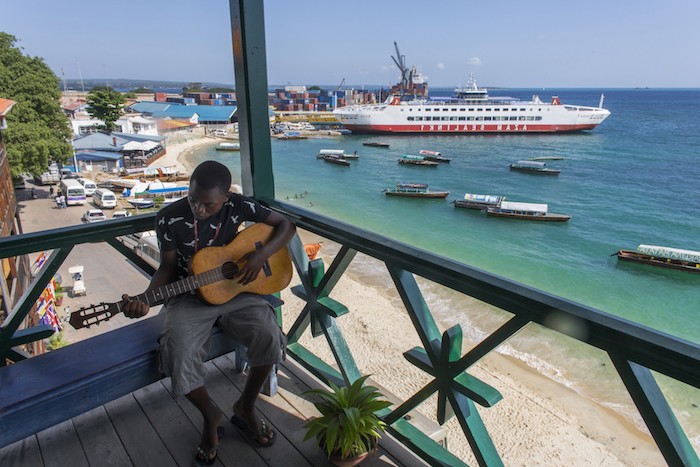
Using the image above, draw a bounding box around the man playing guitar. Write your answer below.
[121,160,295,465]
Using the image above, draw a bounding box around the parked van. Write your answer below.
[92,188,117,209]
[59,179,86,206]
[77,178,98,196]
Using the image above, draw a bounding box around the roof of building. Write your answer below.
[75,150,124,161]
[72,131,165,152]
[130,101,236,122]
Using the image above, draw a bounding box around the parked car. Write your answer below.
[212,129,227,136]
[82,209,106,223]
[112,210,132,219]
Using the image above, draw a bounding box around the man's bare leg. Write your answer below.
[233,364,275,445]
[187,385,223,461]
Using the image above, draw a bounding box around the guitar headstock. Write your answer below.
[69,302,121,329]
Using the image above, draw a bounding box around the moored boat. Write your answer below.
[453,193,504,210]
[321,154,350,166]
[216,142,240,151]
[510,160,560,175]
[419,150,451,163]
[486,201,571,221]
[398,155,439,167]
[317,149,346,158]
[531,156,565,161]
[614,245,700,273]
[363,141,390,148]
[384,183,449,198]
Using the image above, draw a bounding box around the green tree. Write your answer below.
[308,85,322,91]
[182,82,204,93]
[0,32,72,177]
[208,87,235,93]
[85,86,125,132]
[131,87,154,94]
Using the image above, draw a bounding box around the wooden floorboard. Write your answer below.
[0,435,44,467]
[104,393,176,467]
[0,355,419,467]
[36,420,89,467]
[132,381,210,466]
[73,405,132,466]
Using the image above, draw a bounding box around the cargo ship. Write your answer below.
[333,43,610,134]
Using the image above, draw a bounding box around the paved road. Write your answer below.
[16,178,159,343]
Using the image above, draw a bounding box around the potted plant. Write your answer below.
[303,375,392,466]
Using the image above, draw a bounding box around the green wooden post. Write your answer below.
[229,0,275,200]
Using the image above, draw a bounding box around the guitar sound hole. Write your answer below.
[221,261,239,280]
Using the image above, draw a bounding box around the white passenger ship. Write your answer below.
[333,74,610,134]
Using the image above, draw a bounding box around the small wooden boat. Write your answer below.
[363,141,390,148]
[398,155,439,167]
[384,183,449,198]
[216,142,240,151]
[614,245,700,273]
[510,160,560,175]
[453,193,504,210]
[322,154,350,166]
[419,150,451,163]
[317,149,359,160]
[486,201,571,221]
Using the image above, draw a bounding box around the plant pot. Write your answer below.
[55,296,64,306]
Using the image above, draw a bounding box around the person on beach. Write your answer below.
[121,160,295,465]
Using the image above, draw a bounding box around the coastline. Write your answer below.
[156,146,662,465]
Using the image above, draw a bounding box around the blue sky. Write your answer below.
[2,0,699,88]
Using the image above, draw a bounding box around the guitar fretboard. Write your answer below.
[134,263,238,306]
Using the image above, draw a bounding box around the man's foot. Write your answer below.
[232,400,276,447]
[196,415,224,465]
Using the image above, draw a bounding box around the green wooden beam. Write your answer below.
[610,356,699,467]
[229,0,274,199]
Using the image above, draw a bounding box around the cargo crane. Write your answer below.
[389,42,427,97]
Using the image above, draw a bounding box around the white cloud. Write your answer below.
[437,62,445,70]
[467,57,482,66]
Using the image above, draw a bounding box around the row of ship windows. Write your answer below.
[407,115,544,122]
[402,107,544,112]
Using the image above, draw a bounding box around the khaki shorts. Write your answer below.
[157,293,286,397]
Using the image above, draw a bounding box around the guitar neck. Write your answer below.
[137,267,230,307]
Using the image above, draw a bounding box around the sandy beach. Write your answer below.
[158,140,663,465]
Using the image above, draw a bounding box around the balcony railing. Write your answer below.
[0,206,698,466]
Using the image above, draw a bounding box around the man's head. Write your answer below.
[188,161,232,220]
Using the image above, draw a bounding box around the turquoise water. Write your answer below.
[189,88,700,436]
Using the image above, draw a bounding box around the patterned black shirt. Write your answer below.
[155,193,271,279]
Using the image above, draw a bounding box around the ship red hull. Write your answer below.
[343,123,598,134]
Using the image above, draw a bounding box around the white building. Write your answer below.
[69,114,158,136]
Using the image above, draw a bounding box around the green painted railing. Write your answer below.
[1,208,698,466]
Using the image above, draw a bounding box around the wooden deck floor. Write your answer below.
[0,354,421,467]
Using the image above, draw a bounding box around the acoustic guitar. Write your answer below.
[69,223,293,330]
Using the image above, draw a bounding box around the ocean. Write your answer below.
[188,88,700,440]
